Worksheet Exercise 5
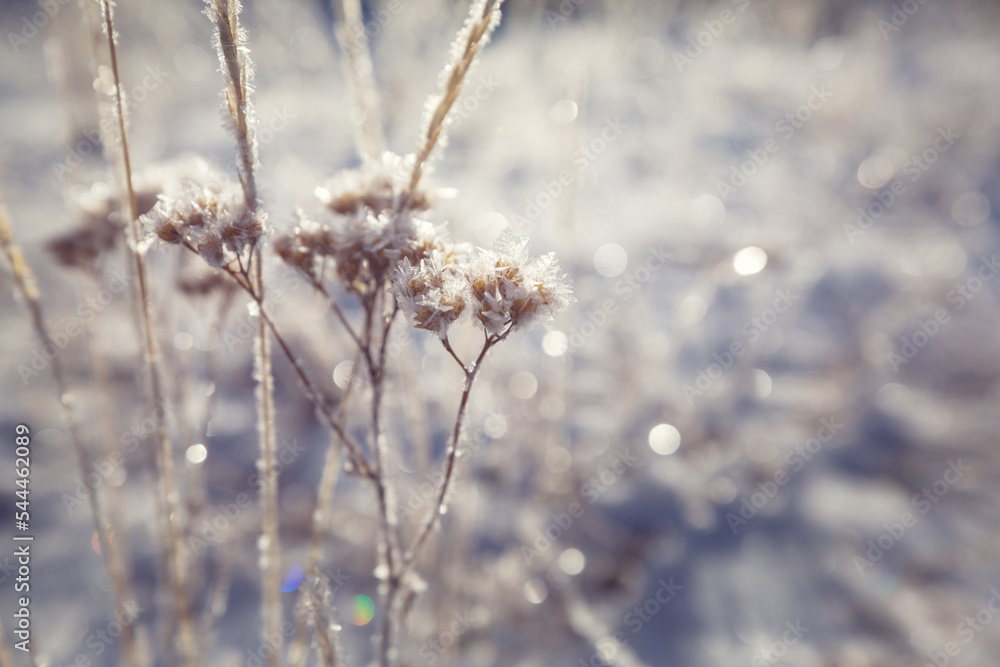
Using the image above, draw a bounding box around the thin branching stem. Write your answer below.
[216,260,373,478]
[378,325,508,666]
[401,326,509,571]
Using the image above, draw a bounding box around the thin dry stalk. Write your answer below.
[399,0,504,211]
[205,2,280,661]
[0,202,141,666]
[288,351,360,667]
[334,0,387,160]
[307,576,346,667]
[97,1,196,664]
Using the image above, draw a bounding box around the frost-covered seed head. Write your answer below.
[139,175,266,269]
[465,231,573,335]
[391,250,468,338]
[315,152,432,216]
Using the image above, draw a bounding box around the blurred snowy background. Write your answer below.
[3,0,1000,665]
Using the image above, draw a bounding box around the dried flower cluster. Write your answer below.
[276,152,444,295]
[392,230,573,338]
[315,152,432,216]
[276,154,572,338]
[139,176,265,268]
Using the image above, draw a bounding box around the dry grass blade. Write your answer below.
[205,1,279,662]
[400,0,504,210]
[334,0,386,160]
[307,575,346,667]
[288,351,360,667]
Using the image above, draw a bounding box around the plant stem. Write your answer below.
[401,332,500,571]
[334,0,386,160]
[1,203,143,666]
[288,351,360,667]
[252,247,282,667]
[379,328,507,666]
[98,2,195,663]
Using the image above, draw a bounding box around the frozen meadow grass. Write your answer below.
[2,0,1000,666]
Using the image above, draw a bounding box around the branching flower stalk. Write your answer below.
[0,202,142,667]
[204,1,280,664]
[96,1,195,664]
[132,2,572,664]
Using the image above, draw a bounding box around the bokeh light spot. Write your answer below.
[594,243,628,277]
[649,423,680,455]
[558,548,586,575]
[281,562,304,592]
[733,246,767,276]
[185,443,208,465]
[352,595,375,625]
[542,331,568,356]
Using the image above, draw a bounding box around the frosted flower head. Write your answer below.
[315,152,433,216]
[276,209,454,296]
[465,231,573,335]
[48,172,169,272]
[140,176,265,268]
[274,215,335,280]
[390,250,468,338]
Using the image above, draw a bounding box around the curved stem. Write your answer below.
[400,334,494,571]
